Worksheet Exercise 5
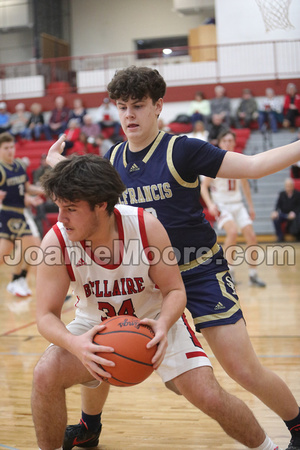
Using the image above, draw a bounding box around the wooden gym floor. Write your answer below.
[0,241,299,450]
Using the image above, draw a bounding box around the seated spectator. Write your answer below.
[282,83,300,129]
[23,103,45,140]
[258,88,282,133]
[9,103,30,138]
[81,114,101,143]
[271,178,300,242]
[64,118,81,152]
[210,85,231,126]
[235,88,258,128]
[66,132,98,156]
[188,91,211,126]
[44,96,70,140]
[0,102,11,133]
[207,114,229,146]
[186,120,209,141]
[97,97,121,139]
[68,98,87,126]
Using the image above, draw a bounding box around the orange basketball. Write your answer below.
[93,315,157,387]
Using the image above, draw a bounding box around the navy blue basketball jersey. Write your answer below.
[0,158,28,211]
[106,131,226,266]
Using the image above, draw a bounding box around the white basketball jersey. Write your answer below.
[54,204,163,324]
[209,178,242,204]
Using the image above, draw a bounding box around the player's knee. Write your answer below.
[165,380,182,395]
[33,349,64,392]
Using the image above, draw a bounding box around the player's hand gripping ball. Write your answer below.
[93,315,157,387]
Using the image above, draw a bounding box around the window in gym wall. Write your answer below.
[135,36,188,59]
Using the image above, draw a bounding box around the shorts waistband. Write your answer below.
[179,242,220,273]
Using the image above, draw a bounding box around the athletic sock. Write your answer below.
[81,411,102,432]
[248,268,257,277]
[12,273,20,282]
[20,269,28,278]
[284,407,300,442]
[253,435,279,450]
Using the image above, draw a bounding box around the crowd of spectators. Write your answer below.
[0,95,124,158]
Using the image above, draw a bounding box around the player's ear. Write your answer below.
[95,202,108,212]
[155,98,163,116]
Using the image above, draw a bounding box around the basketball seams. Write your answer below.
[94,329,154,339]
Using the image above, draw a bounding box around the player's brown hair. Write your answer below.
[107,65,166,104]
[0,132,14,146]
[41,154,126,215]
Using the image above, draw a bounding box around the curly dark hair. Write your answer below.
[41,154,126,215]
[107,65,166,103]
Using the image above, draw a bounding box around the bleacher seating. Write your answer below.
[15,140,55,182]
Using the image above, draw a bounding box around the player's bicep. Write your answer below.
[36,229,70,319]
[143,212,185,297]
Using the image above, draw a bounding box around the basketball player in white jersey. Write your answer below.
[31,154,280,450]
[201,130,266,286]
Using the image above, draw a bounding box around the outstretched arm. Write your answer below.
[217,140,300,179]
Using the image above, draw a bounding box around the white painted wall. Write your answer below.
[70,0,213,56]
[215,0,300,45]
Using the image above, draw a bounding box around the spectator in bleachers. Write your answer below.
[44,96,70,140]
[81,114,101,143]
[63,118,81,153]
[210,85,232,126]
[97,97,121,140]
[186,120,209,141]
[9,103,30,138]
[188,91,211,126]
[66,131,98,156]
[207,113,229,146]
[282,83,300,130]
[24,103,45,141]
[68,98,87,126]
[257,88,282,133]
[271,178,300,242]
[235,88,258,129]
[0,102,11,133]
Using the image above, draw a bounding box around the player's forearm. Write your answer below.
[37,311,74,350]
[218,140,300,179]
[159,288,187,332]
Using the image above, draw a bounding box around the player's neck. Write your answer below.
[127,127,160,153]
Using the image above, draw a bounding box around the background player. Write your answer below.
[31,154,278,450]
[0,132,43,297]
[201,129,266,286]
[47,65,300,450]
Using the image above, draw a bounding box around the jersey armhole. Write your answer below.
[137,208,153,263]
[53,224,76,281]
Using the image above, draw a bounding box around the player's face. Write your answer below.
[56,199,101,242]
[116,96,163,147]
[0,141,15,164]
[218,134,236,152]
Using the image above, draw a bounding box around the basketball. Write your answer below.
[93,315,157,387]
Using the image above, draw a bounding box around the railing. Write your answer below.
[0,39,299,100]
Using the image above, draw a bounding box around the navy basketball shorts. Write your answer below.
[181,246,244,332]
[0,209,32,241]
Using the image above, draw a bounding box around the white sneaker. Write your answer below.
[18,277,32,296]
[7,278,30,297]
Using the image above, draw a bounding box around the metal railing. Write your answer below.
[0,39,299,100]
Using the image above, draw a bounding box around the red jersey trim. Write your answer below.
[138,208,152,263]
[53,223,76,281]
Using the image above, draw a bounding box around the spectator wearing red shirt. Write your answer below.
[283,83,300,129]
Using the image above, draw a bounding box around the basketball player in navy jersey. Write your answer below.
[48,66,300,450]
[0,132,43,297]
[31,154,279,450]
